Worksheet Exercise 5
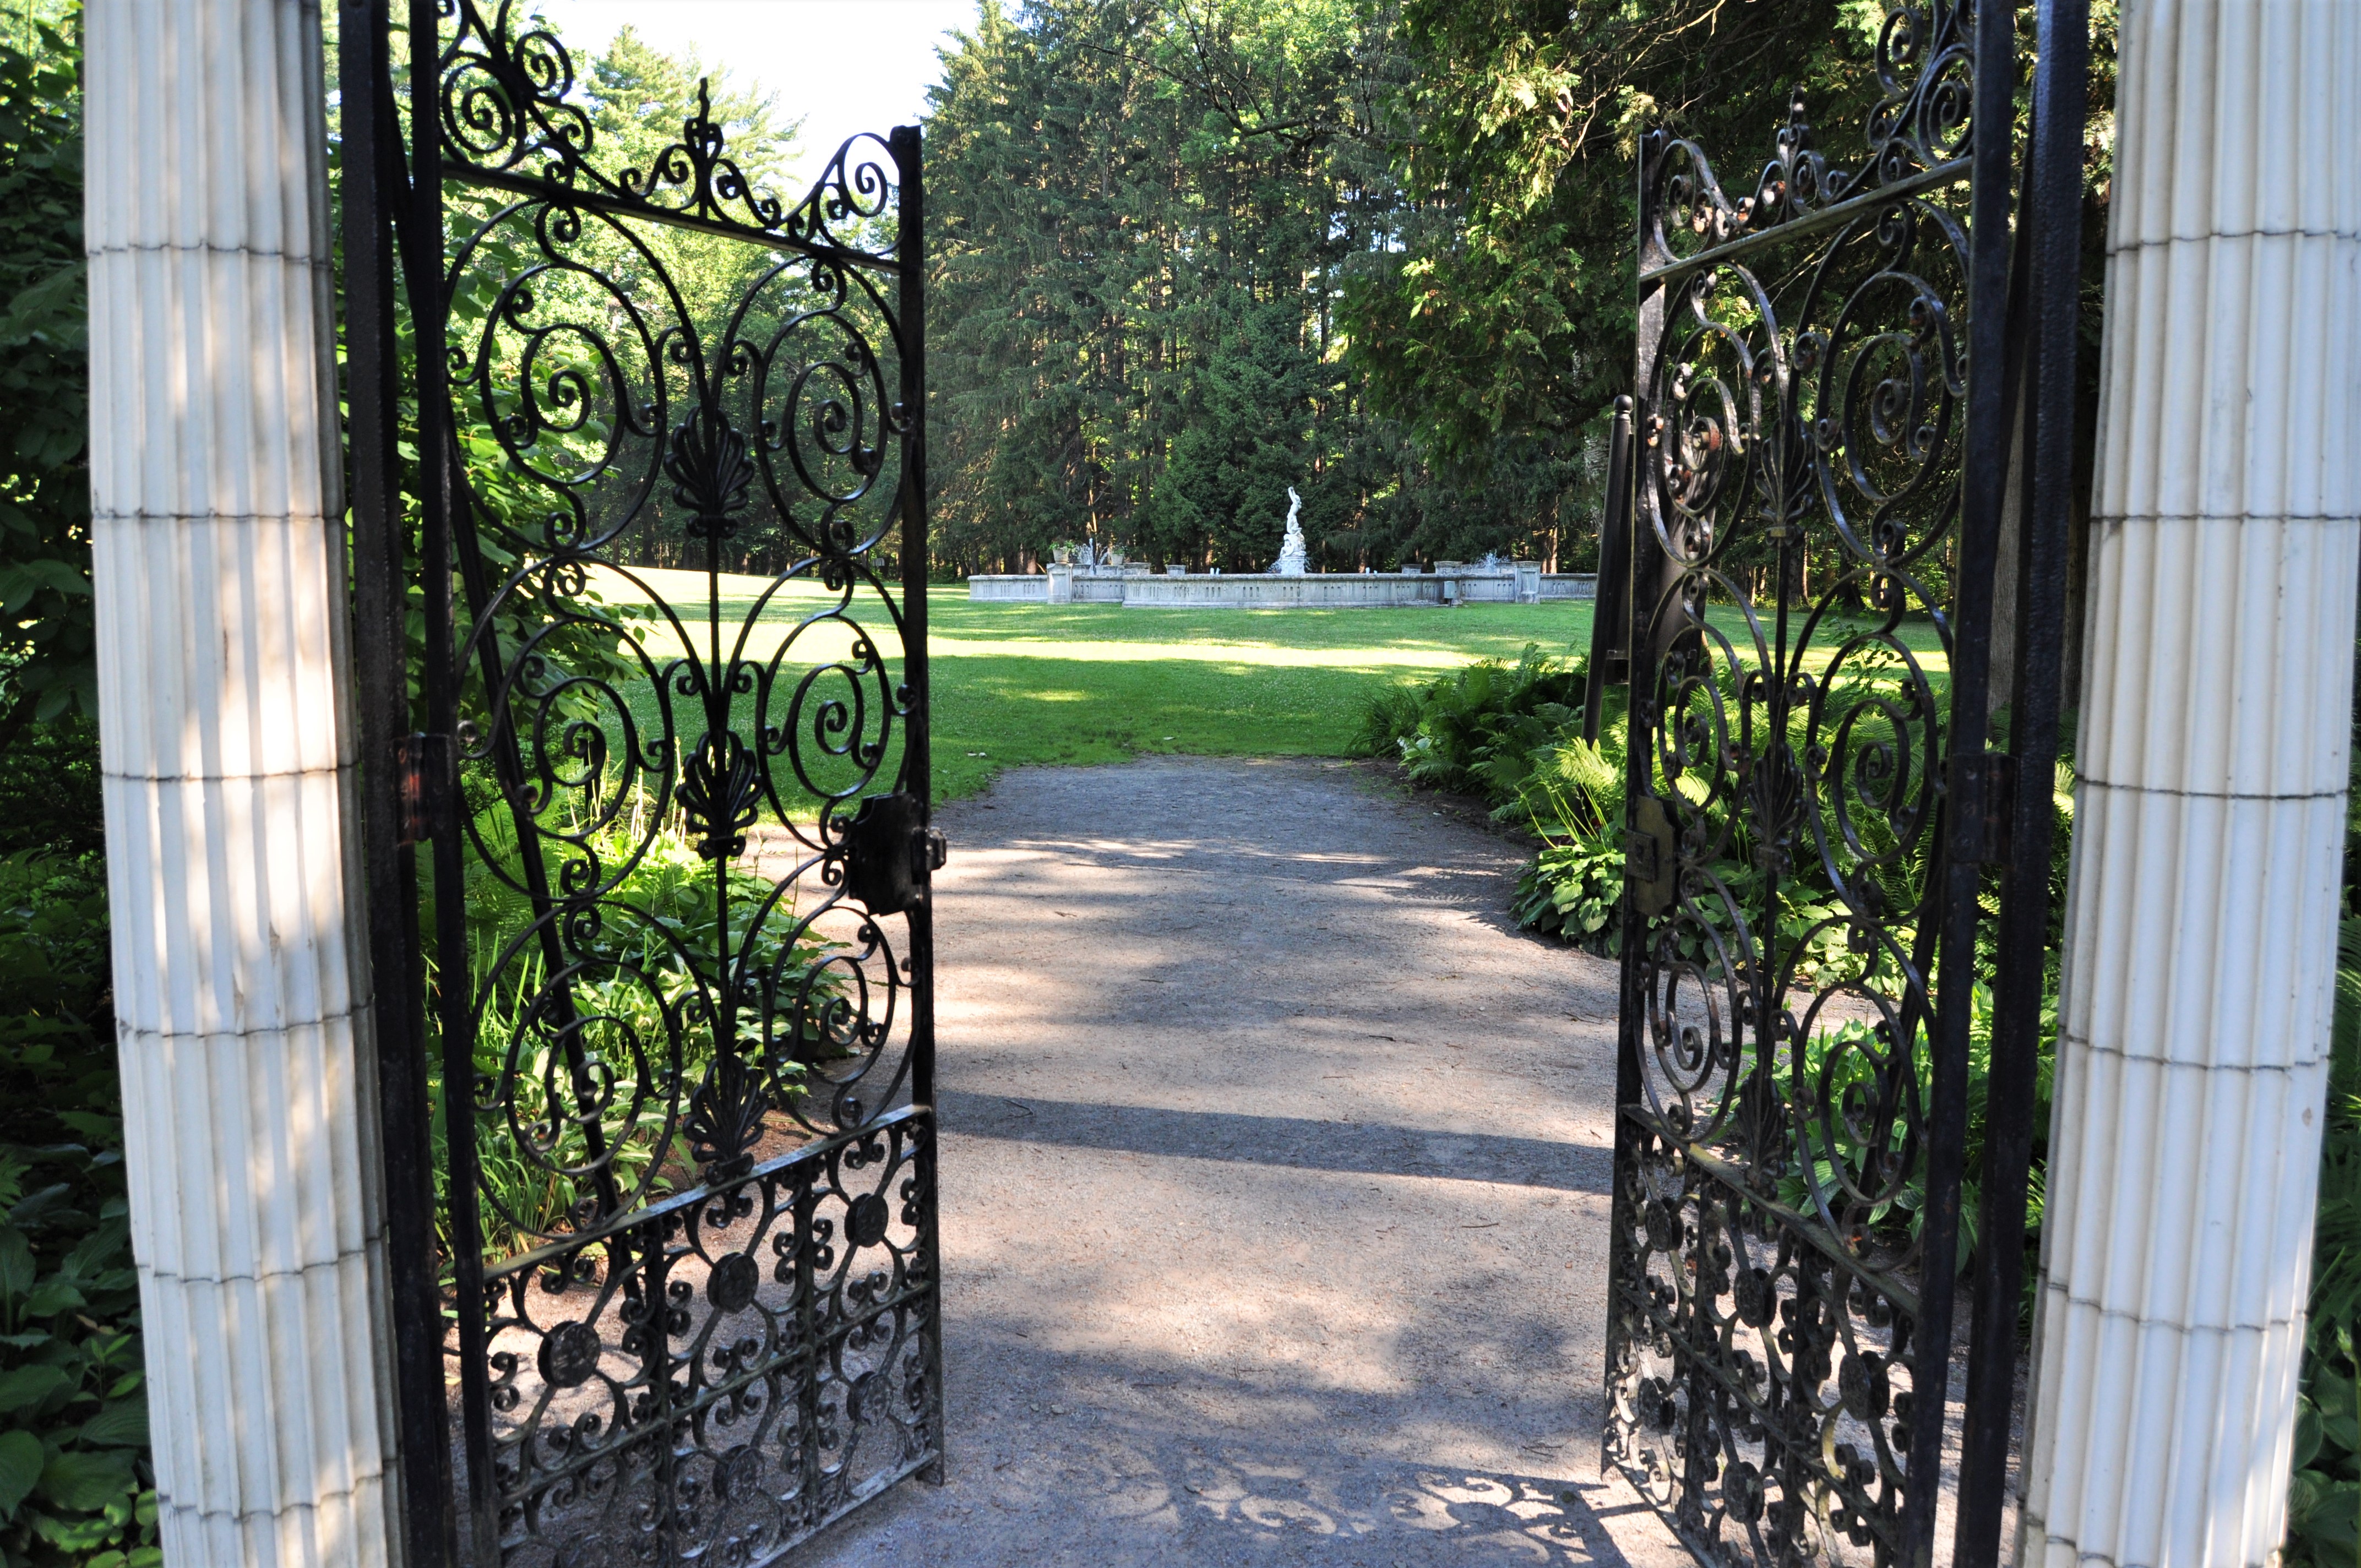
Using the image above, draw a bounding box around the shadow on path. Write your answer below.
[939,1090,1615,1195]
[792,758,1682,1567]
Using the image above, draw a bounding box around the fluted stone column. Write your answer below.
[85,0,405,1562]
[2022,3,2361,1565]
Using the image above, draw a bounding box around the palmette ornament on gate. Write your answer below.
[1600,3,2031,1566]
[351,2,946,1561]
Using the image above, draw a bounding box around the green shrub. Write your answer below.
[1511,727,1624,946]
[1351,643,1586,798]
[2288,917,2361,1564]
[0,852,155,1567]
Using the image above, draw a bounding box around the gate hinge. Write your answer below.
[1947,750,2017,867]
[395,732,454,847]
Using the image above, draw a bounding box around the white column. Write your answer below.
[2022,4,2361,1566]
[85,1,405,1564]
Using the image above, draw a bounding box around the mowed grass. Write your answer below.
[926,598,1603,799]
[590,568,1947,803]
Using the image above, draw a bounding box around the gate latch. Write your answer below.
[842,791,946,914]
[1624,792,1679,918]
[1947,750,2017,867]
[394,732,453,846]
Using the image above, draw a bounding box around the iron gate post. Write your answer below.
[1582,395,1636,743]
[1952,3,2092,1563]
[891,122,949,1489]
[338,0,458,1562]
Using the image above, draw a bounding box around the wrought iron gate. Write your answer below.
[1596,4,2088,1566]
[342,4,944,1563]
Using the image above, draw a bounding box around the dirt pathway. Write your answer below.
[799,756,1687,1567]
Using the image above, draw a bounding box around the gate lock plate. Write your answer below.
[1625,792,1679,918]
[841,791,948,914]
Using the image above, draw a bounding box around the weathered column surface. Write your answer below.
[85,0,404,1563]
[2022,3,2361,1566]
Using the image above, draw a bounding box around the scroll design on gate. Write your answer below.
[436,0,904,260]
[393,8,944,1557]
[1603,4,1993,1564]
[1643,1,1978,271]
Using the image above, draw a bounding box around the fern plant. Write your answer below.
[424,802,843,1267]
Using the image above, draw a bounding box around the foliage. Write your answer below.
[0,17,91,752]
[0,13,159,1559]
[0,852,155,1567]
[0,715,96,861]
[1511,725,1625,945]
[2289,923,2361,1562]
[1351,642,1585,793]
[1344,0,1883,468]
[426,804,835,1265]
[923,0,1597,579]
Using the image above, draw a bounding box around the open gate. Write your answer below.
[1593,3,2087,1565]
[341,4,943,1563]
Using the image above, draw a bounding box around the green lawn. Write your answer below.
[590,568,1946,804]
[923,596,1598,798]
[589,568,1590,801]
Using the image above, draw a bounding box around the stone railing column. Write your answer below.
[2021,3,2361,1565]
[85,0,405,1562]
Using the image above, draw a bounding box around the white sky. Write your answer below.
[534,0,982,186]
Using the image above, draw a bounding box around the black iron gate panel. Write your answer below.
[345,5,942,1563]
[1597,4,2081,1566]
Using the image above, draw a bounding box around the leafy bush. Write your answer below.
[0,852,154,1567]
[1510,726,1624,945]
[1352,643,1586,798]
[428,805,842,1265]
[2288,916,2361,1564]
[0,19,94,745]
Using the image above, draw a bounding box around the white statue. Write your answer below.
[1275,486,1308,575]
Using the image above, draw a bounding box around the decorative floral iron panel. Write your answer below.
[374,4,943,1561]
[481,1113,938,1566]
[1603,5,2013,1566]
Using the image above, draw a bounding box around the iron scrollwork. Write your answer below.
[479,1112,939,1566]
[407,4,942,1561]
[436,0,905,258]
[1642,3,1977,270]
[1603,6,1993,1566]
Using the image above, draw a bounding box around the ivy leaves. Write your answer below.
[0,25,92,744]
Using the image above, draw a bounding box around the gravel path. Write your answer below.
[798,756,1688,1567]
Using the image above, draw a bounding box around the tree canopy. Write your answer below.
[916,1,1950,578]
[0,15,89,750]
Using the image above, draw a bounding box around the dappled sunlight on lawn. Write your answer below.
[932,636,1473,669]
